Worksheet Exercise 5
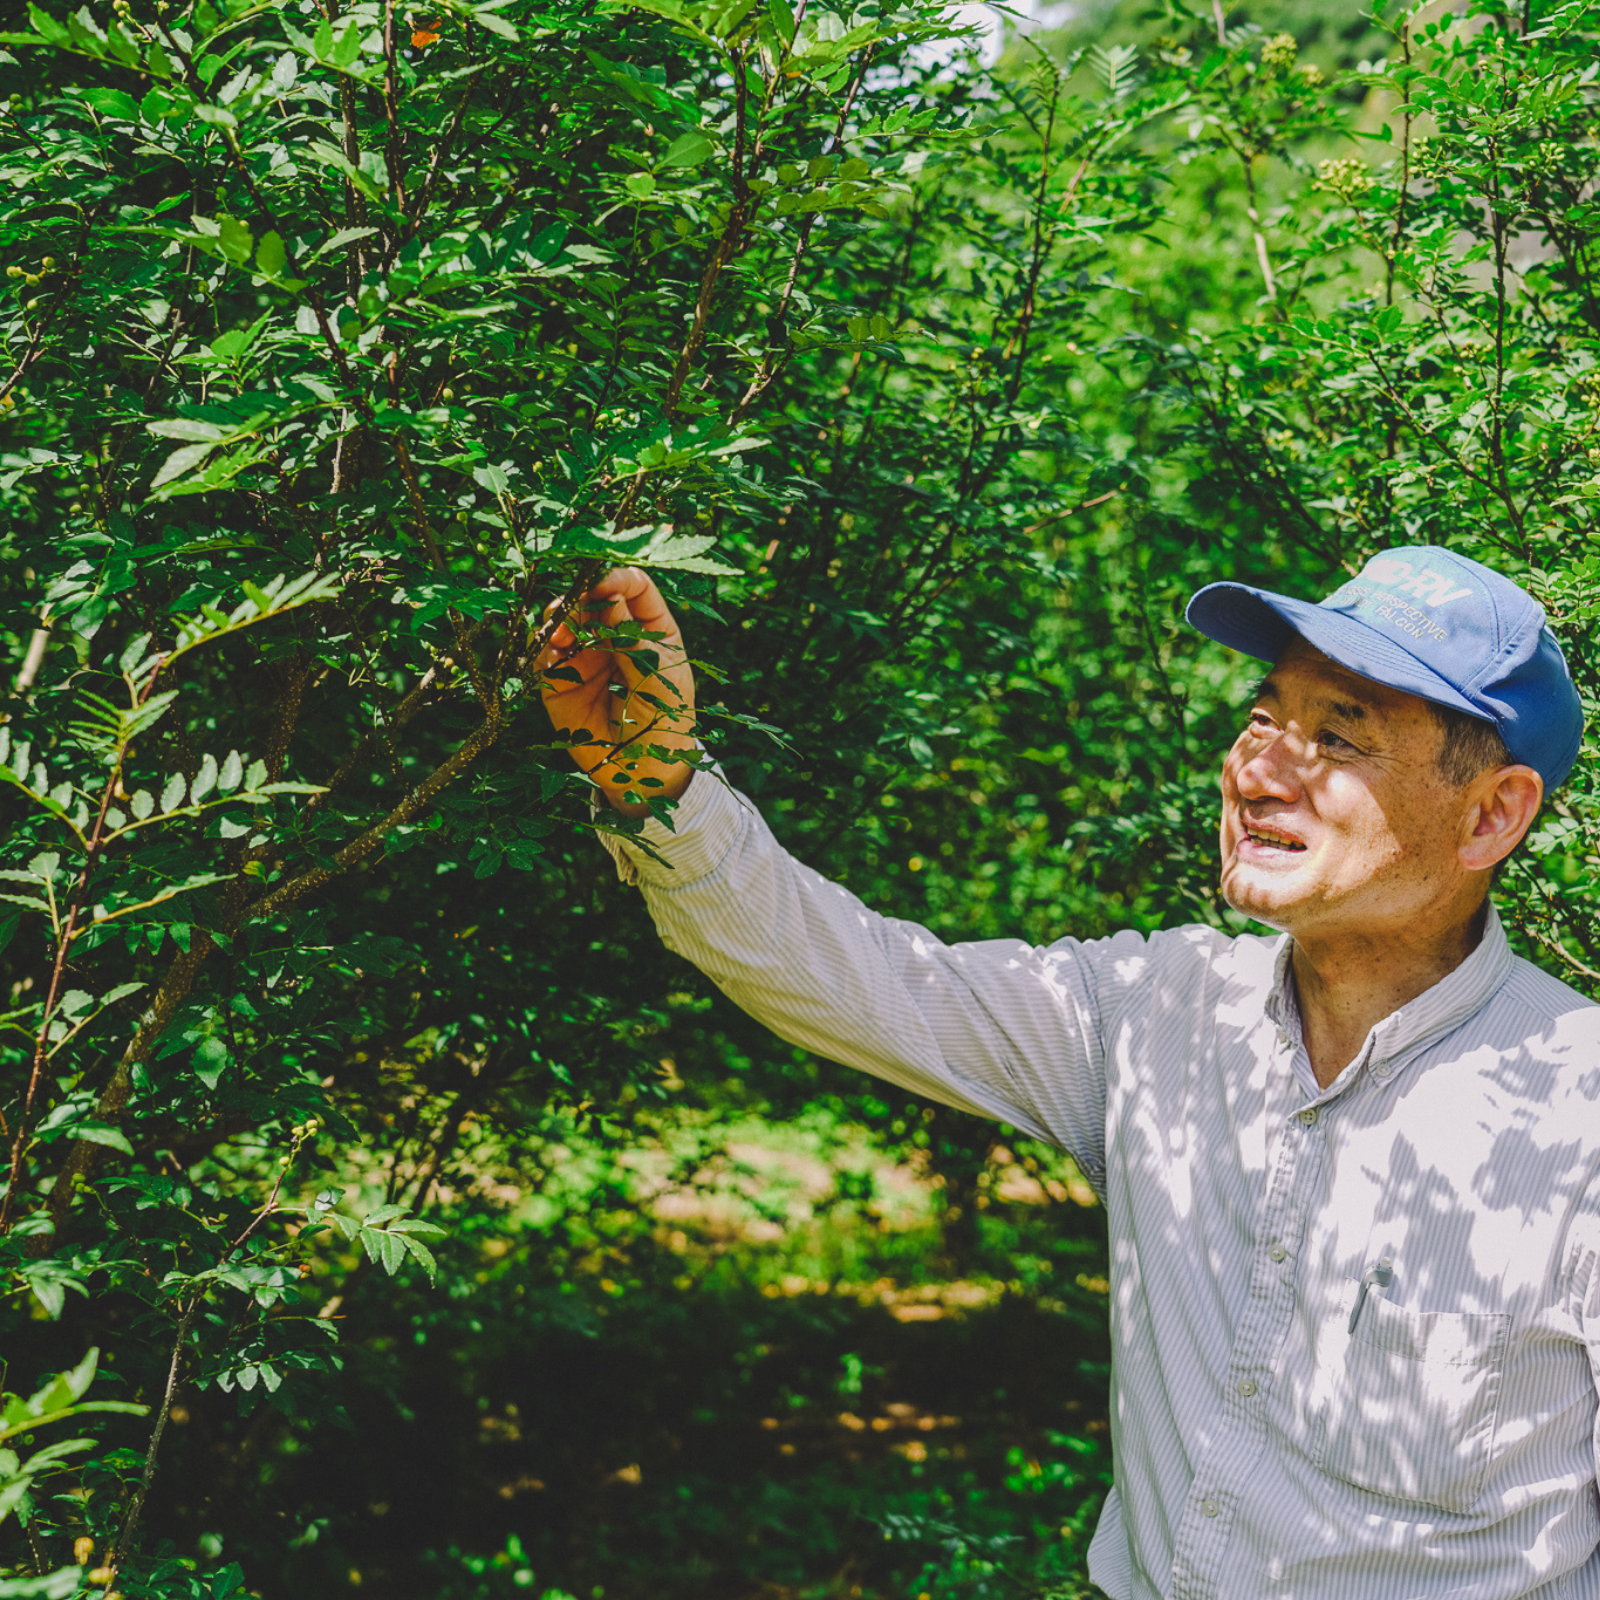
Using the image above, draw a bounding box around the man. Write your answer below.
[538,547,1600,1600]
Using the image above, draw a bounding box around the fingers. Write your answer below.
[589,566,654,603]
[532,569,680,672]
[528,584,612,675]
[590,567,681,640]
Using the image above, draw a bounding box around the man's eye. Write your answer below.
[1320,730,1354,753]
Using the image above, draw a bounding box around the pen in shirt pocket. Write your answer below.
[1349,1258,1394,1334]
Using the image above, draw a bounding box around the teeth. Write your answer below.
[1247,827,1304,850]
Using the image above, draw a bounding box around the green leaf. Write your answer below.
[192,1036,229,1090]
[151,440,220,490]
[161,772,187,811]
[308,226,379,261]
[123,689,179,739]
[191,753,219,802]
[661,130,715,168]
[81,86,139,120]
[218,750,244,792]
[210,312,271,362]
[330,17,360,67]
[398,1232,438,1282]
[25,4,69,45]
[192,101,238,130]
[129,789,155,821]
[119,632,153,675]
[68,1123,133,1155]
[305,142,386,204]
[256,229,287,281]
[471,3,519,38]
[373,1228,406,1275]
[216,215,253,266]
[25,1277,65,1322]
[151,440,268,501]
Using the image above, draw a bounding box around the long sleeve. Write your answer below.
[599,773,1141,1183]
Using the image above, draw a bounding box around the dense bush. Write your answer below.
[0,0,1595,1594]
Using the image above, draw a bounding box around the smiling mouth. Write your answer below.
[1243,824,1306,853]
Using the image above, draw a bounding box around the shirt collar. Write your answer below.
[1262,901,1514,1084]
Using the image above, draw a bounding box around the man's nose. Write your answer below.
[1233,733,1300,801]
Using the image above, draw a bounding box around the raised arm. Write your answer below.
[536,570,1123,1179]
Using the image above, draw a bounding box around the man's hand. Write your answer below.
[534,568,697,812]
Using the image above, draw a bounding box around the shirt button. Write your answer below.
[1277,1029,1292,1049]
[1237,1378,1256,1397]
[1269,1244,1288,1262]
[1371,1058,1392,1079]
[1202,1498,1220,1517]
[1298,1108,1319,1126]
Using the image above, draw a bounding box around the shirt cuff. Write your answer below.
[595,767,745,889]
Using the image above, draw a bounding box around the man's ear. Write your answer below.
[1460,764,1544,872]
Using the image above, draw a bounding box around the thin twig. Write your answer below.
[1385,19,1413,307]
[407,69,489,236]
[0,721,138,1231]
[104,1297,199,1583]
[730,46,876,424]
[1020,486,1123,535]
[665,47,755,414]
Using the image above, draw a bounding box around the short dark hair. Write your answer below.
[1429,703,1512,788]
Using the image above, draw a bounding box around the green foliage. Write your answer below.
[0,1350,145,1528]
[0,0,1595,1592]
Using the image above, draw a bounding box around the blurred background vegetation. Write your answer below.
[0,0,1596,1595]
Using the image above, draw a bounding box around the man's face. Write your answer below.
[1218,640,1475,940]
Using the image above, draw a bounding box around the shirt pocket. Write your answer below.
[1314,1280,1510,1514]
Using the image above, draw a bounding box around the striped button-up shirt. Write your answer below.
[602,773,1600,1600]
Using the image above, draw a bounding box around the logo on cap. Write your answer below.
[1356,555,1475,609]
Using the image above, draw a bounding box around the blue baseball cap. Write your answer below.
[1187,546,1584,791]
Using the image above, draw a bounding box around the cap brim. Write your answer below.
[1186,582,1490,722]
